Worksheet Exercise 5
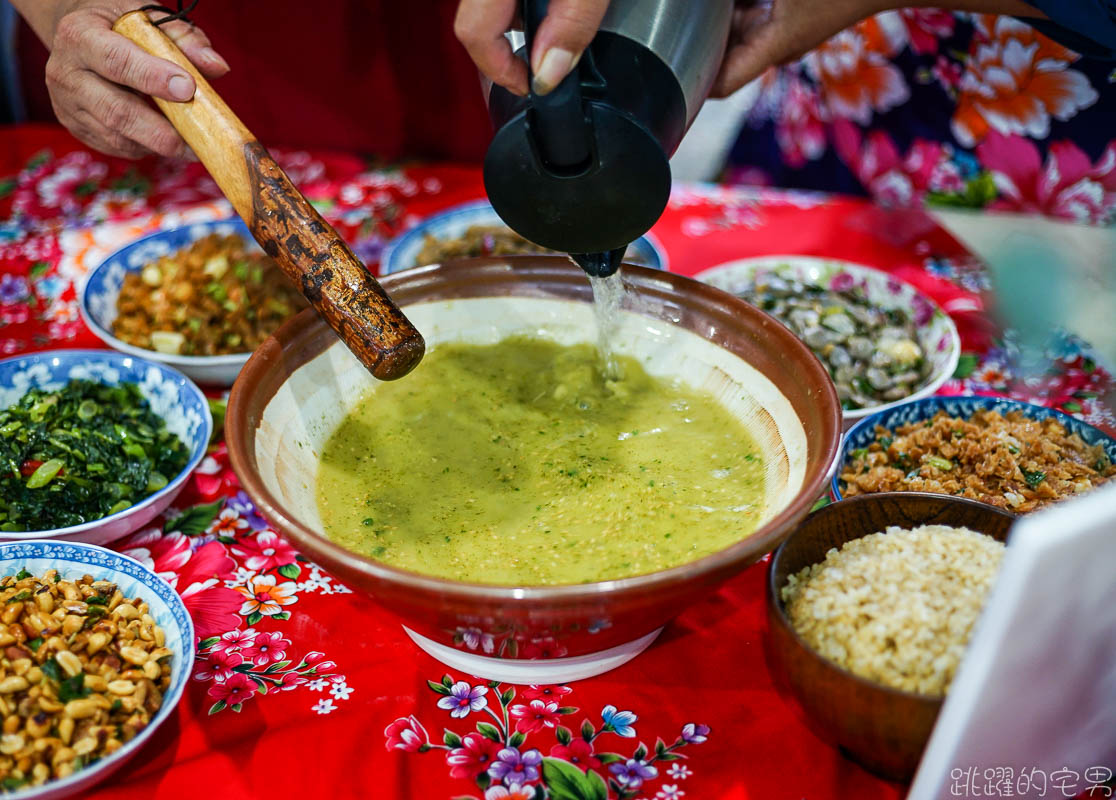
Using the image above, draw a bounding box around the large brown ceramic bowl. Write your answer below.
[227,257,842,681]
[766,492,1016,782]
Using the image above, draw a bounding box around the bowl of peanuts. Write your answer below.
[0,540,193,798]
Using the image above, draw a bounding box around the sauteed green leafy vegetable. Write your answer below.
[0,380,189,531]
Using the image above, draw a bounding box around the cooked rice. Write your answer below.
[841,409,1115,512]
[781,524,1004,696]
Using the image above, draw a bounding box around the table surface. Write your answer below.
[1,125,1113,800]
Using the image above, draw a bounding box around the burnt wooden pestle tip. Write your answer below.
[371,334,426,380]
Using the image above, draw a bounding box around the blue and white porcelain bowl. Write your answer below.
[0,541,194,800]
[379,199,668,275]
[832,395,1116,502]
[80,218,259,386]
[695,255,962,428]
[0,350,211,544]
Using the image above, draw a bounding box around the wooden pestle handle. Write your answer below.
[113,11,424,380]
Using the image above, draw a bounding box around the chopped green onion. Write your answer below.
[26,458,64,489]
[145,471,168,493]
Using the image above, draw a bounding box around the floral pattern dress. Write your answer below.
[728,11,1116,225]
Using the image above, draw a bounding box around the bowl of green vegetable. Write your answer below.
[0,350,211,544]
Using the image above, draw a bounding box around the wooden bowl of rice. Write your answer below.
[766,492,1015,782]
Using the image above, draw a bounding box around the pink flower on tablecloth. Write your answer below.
[278,672,307,691]
[235,574,298,617]
[193,444,240,501]
[549,739,601,771]
[976,133,1116,224]
[240,631,290,667]
[446,733,503,779]
[120,529,243,638]
[176,543,245,637]
[210,627,256,655]
[521,685,572,703]
[231,530,299,572]
[510,700,562,734]
[207,672,256,707]
[206,508,249,538]
[12,151,108,220]
[384,715,428,752]
[118,528,193,577]
[194,648,244,682]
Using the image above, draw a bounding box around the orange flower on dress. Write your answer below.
[235,574,298,617]
[804,14,910,125]
[951,16,1099,148]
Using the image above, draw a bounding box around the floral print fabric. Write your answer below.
[729,11,1116,225]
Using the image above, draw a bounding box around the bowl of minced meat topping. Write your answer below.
[836,396,1116,513]
[766,492,1015,780]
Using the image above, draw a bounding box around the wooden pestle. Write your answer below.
[113,11,424,380]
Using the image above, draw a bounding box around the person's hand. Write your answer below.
[452,0,869,98]
[454,0,610,96]
[27,0,229,158]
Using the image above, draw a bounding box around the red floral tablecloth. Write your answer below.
[1,125,1112,800]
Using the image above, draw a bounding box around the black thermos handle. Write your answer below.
[523,0,593,174]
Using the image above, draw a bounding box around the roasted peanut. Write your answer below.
[0,677,29,694]
[119,646,148,666]
[25,712,50,739]
[56,718,73,746]
[34,591,54,615]
[107,680,134,696]
[0,734,24,755]
[60,615,83,637]
[72,737,97,757]
[85,632,110,656]
[114,604,139,621]
[63,699,96,720]
[0,570,172,788]
[54,651,82,678]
